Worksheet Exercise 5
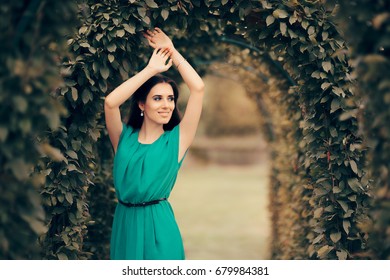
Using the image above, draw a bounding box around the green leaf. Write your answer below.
[350,160,358,174]
[82,89,92,104]
[322,31,329,40]
[317,245,333,259]
[314,207,323,218]
[14,96,28,113]
[79,42,90,48]
[79,26,88,35]
[280,22,287,35]
[266,15,275,26]
[324,205,335,212]
[108,54,115,63]
[308,26,315,35]
[137,7,146,18]
[66,150,78,160]
[116,29,125,37]
[339,109,357,121]
[330,232,341,243]
[100,67,109,80]
[332,86,345,97]
[145,0,158,8]
[67,164,77,172]
[96,33,103,41]
[0,126,8,142]
[347,178,363,192]
[40,143,66,162]
[289,15,297,25]
[65,192,73,204]
[69,213,78,225]
[161,9,169,20]
[330,98,340,113]
[321,82,332,90]
[123,24,136,34]
[107,43,117,52]
[311,70,320,78]
[333,186,342,194]
[273,9,289,19]
[322,61,332,73]
[62,234,70,245]
[330,126,338,137]
[337,200,349,212]
[143,16,151,25]
[71,140,81,151]
[200,22,209,32]
[313,234,324,244]
[343,220,351,235]
[92,61,99,73]
[57,253,68,260]
[287,29,298,38]
[336,250,348,260]
[71,87,78,101]
[301,20,309,30]
[261,0,272,9]
[314,187,328,197]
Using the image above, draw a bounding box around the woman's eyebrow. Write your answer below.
[152,94,174,97]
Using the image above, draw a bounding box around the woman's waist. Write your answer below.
[118,197,167,208]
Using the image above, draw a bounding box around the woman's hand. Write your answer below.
[143,27,174,52]
[146,48,173,74]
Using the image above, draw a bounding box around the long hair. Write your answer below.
[127,74,181,131]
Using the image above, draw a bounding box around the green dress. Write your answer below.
[110,123,186,260]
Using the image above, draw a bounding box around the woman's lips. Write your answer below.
[158,112,170,116]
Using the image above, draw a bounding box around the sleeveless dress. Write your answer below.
[110,123,186,260]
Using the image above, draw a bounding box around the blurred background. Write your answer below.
[171,75,271,259]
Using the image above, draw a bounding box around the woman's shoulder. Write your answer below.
[119,122,136,143]
[122,122,135,133]
[163,125,180,144]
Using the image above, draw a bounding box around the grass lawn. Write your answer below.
[170,158,271,260]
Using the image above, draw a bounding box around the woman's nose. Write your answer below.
[162,98,170,108]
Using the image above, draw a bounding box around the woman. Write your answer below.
[104,27,204,260]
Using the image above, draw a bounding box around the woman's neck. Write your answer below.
[138,122,164,143]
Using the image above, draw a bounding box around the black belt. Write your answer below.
[118,198,167,207]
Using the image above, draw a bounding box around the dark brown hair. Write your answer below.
[127,74,181,131]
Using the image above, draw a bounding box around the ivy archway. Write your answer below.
[4,0,389,260]
[48,0,367,260]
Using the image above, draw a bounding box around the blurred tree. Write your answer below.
[0,1,78,259]
[337,0,390,259]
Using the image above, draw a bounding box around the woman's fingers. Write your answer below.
[143,33,153,41]
[162,48,170,57]
[167,58,173,67]
[154,27,162,33]
[156,48,170,56]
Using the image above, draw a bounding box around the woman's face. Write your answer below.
[139,82,175,125]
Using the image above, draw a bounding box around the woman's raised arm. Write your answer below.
[104,48,172,152]
[144,28,205,160]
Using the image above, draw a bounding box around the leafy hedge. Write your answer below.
[338,0,390,259]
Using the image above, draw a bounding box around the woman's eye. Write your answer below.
[168,97,174,101]
[153,97,161,101]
